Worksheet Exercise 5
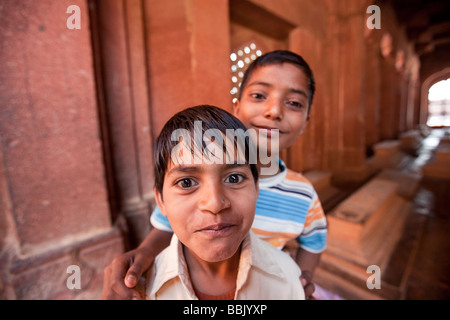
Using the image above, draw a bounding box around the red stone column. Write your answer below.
[288,28,327,173]
[380,53,397,140]
[143,0,232,138]
[364,29,382,152]
[0,0,123,299]
[92,0,155,246]
[324,1,372,183]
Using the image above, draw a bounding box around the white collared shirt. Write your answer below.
[146,231,305,300]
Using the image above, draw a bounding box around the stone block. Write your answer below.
[303,170,332,192]
[303,170,346,212]
[435,143,450,164]
[325,178,411,268]
[376,169,421,199]
[373,140,401,158]
[423,139,450,179]
[399,130,422,155]
[9,228,124,300]
[315,176,413,299]
[422,163,450,179]
[368,140,412,171]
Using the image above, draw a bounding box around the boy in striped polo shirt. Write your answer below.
[102,50,327,300]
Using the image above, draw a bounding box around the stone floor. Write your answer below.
[397,128,450,299]
[315,128,450,300]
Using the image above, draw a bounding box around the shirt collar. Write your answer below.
[148,234,197,299]
[149,231,285,298]
[235,231,285,292]
[258,158,287,187]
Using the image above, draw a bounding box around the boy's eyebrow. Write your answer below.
[247,81,308,98]
[166,165,202,177]
[166,163,249,176]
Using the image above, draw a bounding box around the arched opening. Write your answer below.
[427,78,450,127]
[420,68,450,127]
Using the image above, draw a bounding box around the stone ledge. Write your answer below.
[423,139,450,179]
[8,228,124,300]
[315,175,413,299]
[303,170,343,212]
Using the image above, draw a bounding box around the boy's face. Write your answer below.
[155,143,258,263]
[234,63,310,152]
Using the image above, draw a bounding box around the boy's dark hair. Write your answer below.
[238,50,316,113]
[154,105,259,195]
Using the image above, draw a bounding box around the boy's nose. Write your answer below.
[263,99,283,120]
[198,183,230,214]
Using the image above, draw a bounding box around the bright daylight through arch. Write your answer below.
[427,78,450,127]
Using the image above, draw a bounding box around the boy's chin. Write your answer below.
[194,240,242,263]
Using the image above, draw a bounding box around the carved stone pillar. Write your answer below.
[91,0,155,247]
[0,0,123,299]
[325,1,372,184]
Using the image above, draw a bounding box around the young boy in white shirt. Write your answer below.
[144,105,304,299]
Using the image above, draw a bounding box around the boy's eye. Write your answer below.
[225,173,245,184]
[176,178,197,189]
[286,100,305,109]
[250,93,265,100]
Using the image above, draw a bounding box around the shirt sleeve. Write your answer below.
[150,206,173,232]
[297,190,327,253]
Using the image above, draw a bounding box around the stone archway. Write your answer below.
[421,68,450,125]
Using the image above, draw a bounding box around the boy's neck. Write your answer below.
[182,244,241,296]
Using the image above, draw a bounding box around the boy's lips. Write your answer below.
[252,124,285,135]
[195,223,236,237]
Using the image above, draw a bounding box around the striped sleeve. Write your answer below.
[150,206,173,232]
[297,190,327,253]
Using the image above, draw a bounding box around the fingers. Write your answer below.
[300,271,316,300]
[125,256,146,289]
[101,265,113,300]
[102,254,143,300]
[303,281,316,300]
[300,270,312,283]
[102,265,136,300]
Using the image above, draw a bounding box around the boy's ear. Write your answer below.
[299,114,310,135]
[232,99,240,117]
[154,188,167,217]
